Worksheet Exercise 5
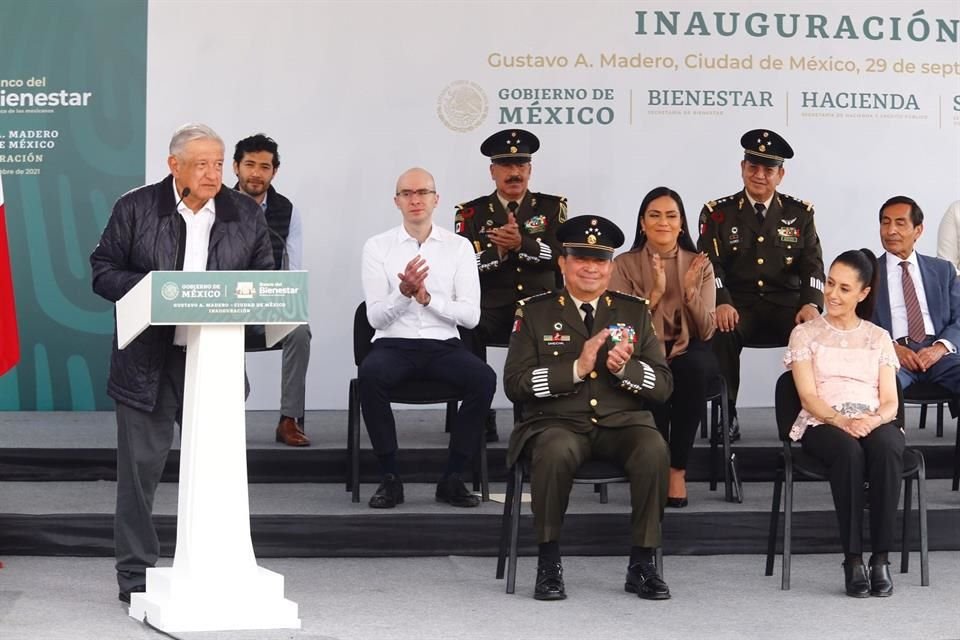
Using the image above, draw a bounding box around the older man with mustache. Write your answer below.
[455,129,567,442]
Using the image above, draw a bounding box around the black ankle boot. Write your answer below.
[842,560,870,598]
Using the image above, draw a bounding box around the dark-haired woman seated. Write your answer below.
[784,249,903,598]
[610,187,716,507]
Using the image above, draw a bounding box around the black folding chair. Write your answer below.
[903,381,957,438]
[764,372,929,590]
[345,302,488,503]
[700,374,741,502]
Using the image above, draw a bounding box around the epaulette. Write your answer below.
[533,192,566,204]
[608,290,649,305]
[703,194,734,213]
[517,291,555,307]
[455,195,489,211]
[780,192,814,212]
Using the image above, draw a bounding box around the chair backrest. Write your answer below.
[353,302,376,367]
[774,370,906,443]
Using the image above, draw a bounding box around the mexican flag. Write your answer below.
[0,175,19,375]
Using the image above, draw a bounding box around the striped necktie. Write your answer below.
[899,261,926,343]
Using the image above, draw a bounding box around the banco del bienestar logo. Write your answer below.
[437,81,488,132]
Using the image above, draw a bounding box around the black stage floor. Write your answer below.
[1,408,958,558]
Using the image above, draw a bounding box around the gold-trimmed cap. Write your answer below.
[557,215,624,260]
[741,129,794,167]
[480,129,540,165]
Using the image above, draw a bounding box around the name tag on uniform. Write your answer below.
[777,226,799,244]
[544,332,571,345]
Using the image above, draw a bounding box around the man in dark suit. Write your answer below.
[504,215,673,601]
[872,195,960,393]
[697,129,825,440]
[456,129,566,442]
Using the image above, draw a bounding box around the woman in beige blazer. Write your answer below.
[610,187,717,507]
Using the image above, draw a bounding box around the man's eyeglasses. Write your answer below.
[396,189,436,199]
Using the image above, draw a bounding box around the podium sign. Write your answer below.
[121,271,304,632]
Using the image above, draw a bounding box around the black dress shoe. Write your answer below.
[666,497,688,508]
[118,584,145,604]
[625,562,671,600]
[728,414,741,443]
[868,561,893,597]
[485,410,499,443]
[534,561,566,601]
[435,474,480,507]
[369,474,404,509]
[843,561,870,598]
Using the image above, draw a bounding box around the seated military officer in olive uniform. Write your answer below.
[504,215,673,601]
[697,130,825,440]
[456,129,566,442]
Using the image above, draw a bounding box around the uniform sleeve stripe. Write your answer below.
[809,277,823,291]
[715,277,723,289]
[539,244,552,260]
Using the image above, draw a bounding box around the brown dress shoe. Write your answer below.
[276,416,310,446]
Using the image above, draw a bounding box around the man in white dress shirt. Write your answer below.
[359,167,496,509]
[872,195,960,393]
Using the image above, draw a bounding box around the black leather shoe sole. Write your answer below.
[666,497,688,508]
[624,582,671,600]
[534,590,567,601]
[435,494,480,508]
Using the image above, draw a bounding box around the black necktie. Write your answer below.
[507,200,519,214]
[580,302,594,335]
[754,202,766,226]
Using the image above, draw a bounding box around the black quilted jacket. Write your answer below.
[90,174,275,411]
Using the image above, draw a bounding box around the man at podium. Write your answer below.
[90,123,275,604]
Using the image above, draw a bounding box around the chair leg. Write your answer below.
[782,465,794,590]
[506,464,524,594]
[720,392,733,502]
[700,400,708,439]
[346,380,356,493]
[901,475,913,574]
[496,466,516,579]
[953,418,960,491]
[917,457,929,586]
[765,471,782,577]
[708,402,719,492]
[349,379,361,503]
[918,403,927,429]
[655,546,664,578]
[937,403,944,438]
[599,483,609,504]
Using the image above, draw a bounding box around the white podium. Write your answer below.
[117,271,307,632]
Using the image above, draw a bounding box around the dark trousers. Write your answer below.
[651,343,719,470]
[358,338,496,465]
[527,425,668,547]
[114,348,185,593]
[801,422,905,555]
[713,299,796,406]
[895,335,960,394]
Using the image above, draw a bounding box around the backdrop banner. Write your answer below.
[0,0,147,409]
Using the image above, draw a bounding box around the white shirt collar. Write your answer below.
[173,181,215,217]
[744,191,774,211]
[396,223,440,244]
[497,191,527,211]
[886,249,918,270]
[568,292,600,312]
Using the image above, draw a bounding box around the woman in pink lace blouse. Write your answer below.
[784,248,902,598]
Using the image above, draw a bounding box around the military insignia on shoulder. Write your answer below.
[781,192,814,212]
[704,200,717,212]
[518,291,553,307]
[609,290,649,304]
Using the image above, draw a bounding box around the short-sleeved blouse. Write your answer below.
[783,316,899,441]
